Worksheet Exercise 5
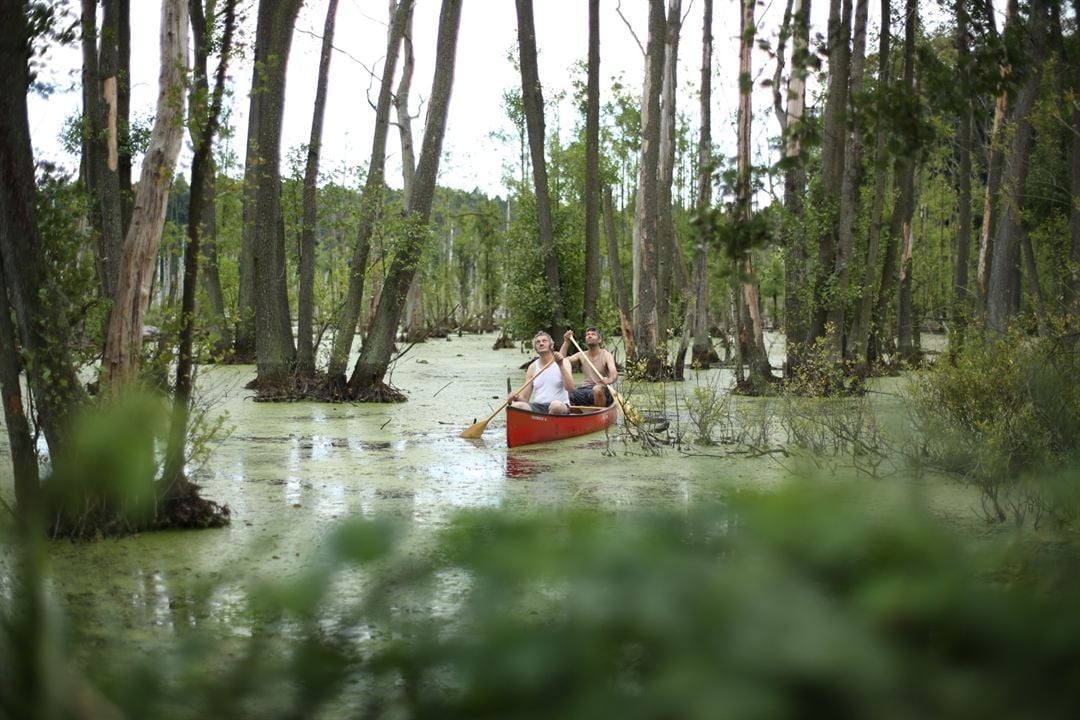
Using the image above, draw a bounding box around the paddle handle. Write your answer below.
[476,357,555,427]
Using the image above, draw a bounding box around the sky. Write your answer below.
[27,0,842,200]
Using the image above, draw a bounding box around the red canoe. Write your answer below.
[506,404,618,448]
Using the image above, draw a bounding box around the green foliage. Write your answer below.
[910,326,1080,526]
[7,481,1080,717]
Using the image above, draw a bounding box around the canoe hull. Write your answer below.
[506,404,617,448]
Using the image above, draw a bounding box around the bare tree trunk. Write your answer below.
[327,0,410,384]
[163,0,236,489]
[736,0,772,388]
[347,0,461,399]
[848,0,889,370]
[828,0,867,359]
[690,0,715,368]
[632,0,666,377]
[1069,0,1080,316]
[603,185,635,358]
[188,0,229,356]
[250,0,304,386]
[976,0,1016,317]
[809,0,851,344]
[896,0,920,364]
[103,0,189,389]
[583,0,601,326]
[987,0,1049,333]
[870,0,916,365]
[952,0,973,350]
[775,0,812,374]
[656,0,681,344]
[297,0,339,375]
[396,0,426,344]
[515,0,565,332]
[0,259,39,515]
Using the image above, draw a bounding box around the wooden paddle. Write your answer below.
[567,334,641,424]
[460,357,555,438]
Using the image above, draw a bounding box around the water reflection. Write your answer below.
[504,454,551,479]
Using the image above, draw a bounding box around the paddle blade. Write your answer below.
[459,419,489,438]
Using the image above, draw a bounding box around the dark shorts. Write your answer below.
[528,402,554,414]
[569,385,613,406]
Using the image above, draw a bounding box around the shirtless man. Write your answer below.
[560,327,618,407]
[508,331,575,414]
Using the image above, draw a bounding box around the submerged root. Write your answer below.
[156,482,230,530]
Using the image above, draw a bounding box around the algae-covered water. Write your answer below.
[0,332,979,658]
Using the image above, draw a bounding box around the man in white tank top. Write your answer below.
[508,331,576,414]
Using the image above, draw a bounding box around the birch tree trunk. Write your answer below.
[297,0,339,375]
[103,0,189,389]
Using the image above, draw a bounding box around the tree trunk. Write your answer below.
[828,0,867,360]
[776,0,812,374]
[975,0,1016,317]
[632,0,666,377]
[346,0,461,399]
[690,0,715,368]
[1069,0,1080,316]
[951,0,973,350]
[188,0,228,356]
[896,0,920,364]
[397,1,425,343]
[297,0,339,375]
[848,0,889,370]
[250,0,305,385]
[583,0,601,326]
[810,0,851,346]
[327,0,411,384]
[515,0,564,332]
[0,259,39,516]
[163,0,236,489]
[987,0,1049,333]
[603,185,635,358]
[0,0,86,459]
[655,0,681,344]
[871,0,916,365]
[736,0,772,388]
[103,0,189,389]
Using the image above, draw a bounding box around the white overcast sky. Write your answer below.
[26,0,886,199]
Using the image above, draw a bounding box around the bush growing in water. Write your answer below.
[910,326,1080,525]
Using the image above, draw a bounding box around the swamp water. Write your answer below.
[0,332,981,666]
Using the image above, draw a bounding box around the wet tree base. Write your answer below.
[248,371,408,403]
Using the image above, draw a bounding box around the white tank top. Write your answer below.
[530,358,569,405]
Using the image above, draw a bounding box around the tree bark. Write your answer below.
[777,0,812,374]
[1069,0,1080,317]
[346,0,461,398]
[603,185,635,358]
[655,0,681,343]
[848,0,889,370]
[396,0,426,343]
[515,0,565,332]
[163,0,236,488]
[250,0,304,385]
[690,0,715,368]
[297,0,339,375]
[809,0,851,345]
[0,0,86,458]
[828,0,867,359]
[0,256,39,516]
[952,0,973,349]
[583,0,601,326]
[103,0,189,389]
[987,0,1049,333]
[631,0,666,377]
[327,0,411,384]
[736,0,772,387]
